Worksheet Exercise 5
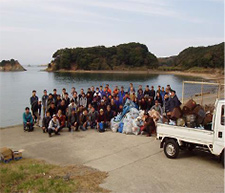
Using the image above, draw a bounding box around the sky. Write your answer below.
[0,0,224,65]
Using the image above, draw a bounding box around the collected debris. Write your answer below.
[0,147,23,163]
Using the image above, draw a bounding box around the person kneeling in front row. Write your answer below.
[23,107,34,132]
[48,114,61,137]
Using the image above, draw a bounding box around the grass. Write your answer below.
[0,158,109,193]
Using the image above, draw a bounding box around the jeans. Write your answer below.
[23,123,34,131]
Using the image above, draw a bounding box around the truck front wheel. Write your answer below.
[164,139,179,159]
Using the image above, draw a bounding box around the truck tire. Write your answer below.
[164,139,179,159]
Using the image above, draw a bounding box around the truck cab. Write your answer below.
[157,99,225,166]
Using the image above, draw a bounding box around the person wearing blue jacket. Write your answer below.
[23,107,34,132]
[118,86,125,105]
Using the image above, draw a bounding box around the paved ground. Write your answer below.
[0,126,224,193]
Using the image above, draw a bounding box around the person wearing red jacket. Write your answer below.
[56,109,66,131]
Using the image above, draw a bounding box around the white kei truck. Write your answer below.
[157,99,225,167]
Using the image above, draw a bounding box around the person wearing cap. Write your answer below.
[97,109,106,132]
[98,99,106,112]
[168,90,182,114]
[150,100,163,115]
[23,107,34,132]
[42,90,48,117]
[48,114,61,137]
[30,90,40,126]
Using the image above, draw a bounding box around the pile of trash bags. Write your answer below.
[110,99,161,135]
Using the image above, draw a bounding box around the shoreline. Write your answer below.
[46,69,224,82]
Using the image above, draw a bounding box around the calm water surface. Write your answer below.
[0,66,207,127]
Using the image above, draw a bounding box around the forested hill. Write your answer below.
[159,42,224,69]
[0,59,26,71]
[48,43,159,71]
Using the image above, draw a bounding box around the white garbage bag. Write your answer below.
[111,119,120,133]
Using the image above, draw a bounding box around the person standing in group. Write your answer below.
[48,102,57,117]
[61,88,67,100]
[149,86,156,100]
[70,87,76,98]
[52,89,58,104]
[79,93,87,108]
[41,89,48,117]
[30,90,40,126]
[47,93,54,110]
[144,85,151,97]
[23,107,34,132]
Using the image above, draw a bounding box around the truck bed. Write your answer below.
[157,123,214,146]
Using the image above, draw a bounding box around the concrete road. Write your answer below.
[0,126,224,193]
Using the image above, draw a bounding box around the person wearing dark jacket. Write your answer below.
[42,111,51,133]
[30,90,40,126]
[57,100,67,115]
[97,109,106,132]
[149,86,155,99]
[163,93,170,114]
[168,90,181,113]
[142,114,156,137]
[105,105,114,128]
[48,102,57,117]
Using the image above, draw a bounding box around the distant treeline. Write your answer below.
[50,43,158,70]
[159,42,224,69]
[48,42,224,71]
[0,59,18,67]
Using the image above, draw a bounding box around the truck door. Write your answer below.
[213,103,225,155]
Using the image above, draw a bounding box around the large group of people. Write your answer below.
[23,83,181,137]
